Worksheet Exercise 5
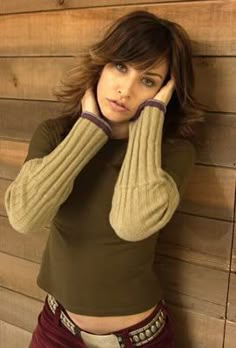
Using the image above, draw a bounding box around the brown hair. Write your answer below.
[54,10,207,141]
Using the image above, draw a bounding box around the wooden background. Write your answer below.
[0,1,235,347]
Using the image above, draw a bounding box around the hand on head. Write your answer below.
[81,88,100,116]
[153,73,175,106]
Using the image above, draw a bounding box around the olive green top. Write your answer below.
[5,100,196,316]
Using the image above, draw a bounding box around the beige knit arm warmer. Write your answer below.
[5,113,111,234]
[109,101,180,242]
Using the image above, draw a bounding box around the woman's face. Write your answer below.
[96,60,169,124]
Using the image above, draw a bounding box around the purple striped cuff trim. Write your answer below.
[131,99,167,122]
[80,112,112,137]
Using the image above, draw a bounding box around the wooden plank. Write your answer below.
[225,320,236,348]
[0,57,73,101]
[0,139,27,178]
[1,141,235,220]
[0,99,63,141]
[196,112,236,168]
[168,303,224,348]
[233,222,236,271]
[0,0,188,15]
[179,165,236,221]
[0,320,32,348]
[0,286,226,348]
[194,58,236,113]
[1,100,236,168]
[228,272,236,322]
[0,211,231,270]
[0,57,235,113]
[0,1,235,56]
[0,178,10,216]
[157,213,232,271]
[0,287,43,333]
[0,216,49,263]
[155,255,228,318]
[0,252,46,301]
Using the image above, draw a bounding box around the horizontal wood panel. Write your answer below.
[196,113,236,168]
[1,99,235,167]
[170,304,224,348]
[1,139,235,220]
[0,1,235,56]
[0,57,235,113]
[232,223,236,271]
[155,255,228,318]
[0,287,43,333]
[179,165,236,221]
[0,287,225,348]
[157,213,232,271]
[0,320,31,348]
[0,99,63,141]
[194,58,236,113]
[0,211,232,271]
[0,0,191,15]
[0,179,10,216]
[0,252,46,301]
[225,320,236,348]
[228,273,236,322]
[0,216,48,263]
[0,251,228,319]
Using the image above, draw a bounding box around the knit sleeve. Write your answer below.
[109,100,195,242]
[4,113,111,234]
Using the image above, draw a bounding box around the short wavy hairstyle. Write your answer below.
[55,10,207,140]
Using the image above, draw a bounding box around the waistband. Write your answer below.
[47,294,167,347]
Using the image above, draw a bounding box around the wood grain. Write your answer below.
[228,272,236,322]
[157,213,232,271]
[0,216,48,263]
[169,304,225,347]
[0,0,191,15]
[0,320,32,348]
[0,252,46,300]
[225,320,236,348]
[196,112,236,168]
[179,165,236,221]
[0,287,43,333]
[1,99,236,168]
[0,57,235,113]
[155,255,228,318]
[0,1,235,56]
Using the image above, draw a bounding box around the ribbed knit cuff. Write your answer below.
[81,112,112,138]
[130,99,166,122]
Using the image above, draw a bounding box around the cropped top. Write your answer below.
[4,100,196,316]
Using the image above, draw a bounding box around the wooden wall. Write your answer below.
[0,1,235,347]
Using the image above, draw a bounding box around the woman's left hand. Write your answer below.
[153,73,175,106]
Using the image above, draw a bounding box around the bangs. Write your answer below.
[92,14,172,70]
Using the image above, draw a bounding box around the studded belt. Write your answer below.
[47,294,167,347]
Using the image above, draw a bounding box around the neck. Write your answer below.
[109,122,129,139]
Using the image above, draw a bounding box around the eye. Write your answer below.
[142,77,155,87]
[115,63,127,72]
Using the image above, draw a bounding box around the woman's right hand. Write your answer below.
[81,88,100,116]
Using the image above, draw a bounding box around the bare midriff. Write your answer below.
[65,305,157,334]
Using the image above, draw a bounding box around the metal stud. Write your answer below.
[151,325,157,333]
[133,335,140,343]
[145,329,152,337]
[139,332,146,340]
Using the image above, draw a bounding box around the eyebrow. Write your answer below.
[145,71,163,79]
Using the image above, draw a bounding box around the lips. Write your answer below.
[107,99,129,112]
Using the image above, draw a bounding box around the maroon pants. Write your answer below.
[29,296,176,348]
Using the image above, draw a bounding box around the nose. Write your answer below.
[117,76,135,98]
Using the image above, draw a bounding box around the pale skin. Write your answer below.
[66,61,175,334]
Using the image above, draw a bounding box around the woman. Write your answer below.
[5,10,205,348]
